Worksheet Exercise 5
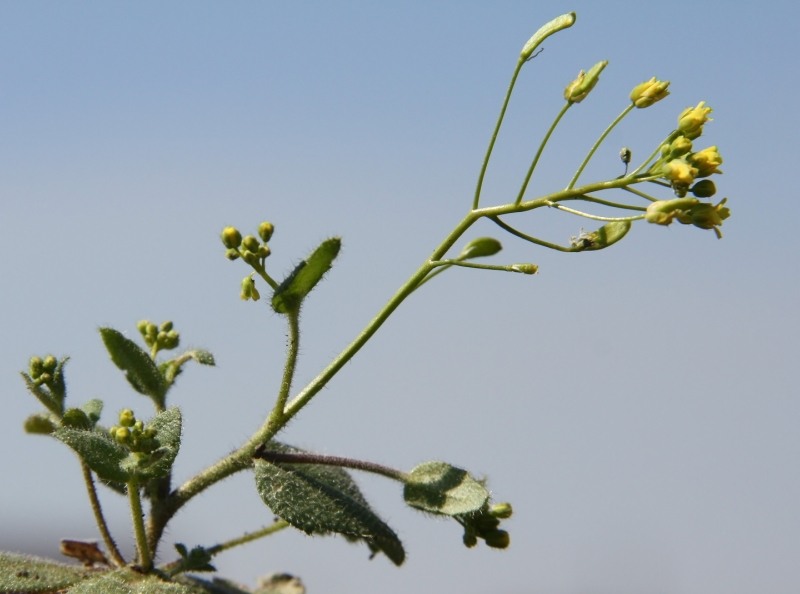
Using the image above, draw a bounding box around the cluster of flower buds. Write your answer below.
[137,320,180,352]
[28,354,59,387]
[459,502,513,549]
[645,197,730,239]
[108,409,158,453]
[221,222,274,267]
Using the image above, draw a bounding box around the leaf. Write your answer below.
[81,398,104,427]
[100,327,167,408]
[0,551,91,592]
[271,238,341,314]
[254,442,404,565]
[66,569,199,593]
[54,426,133,483]
[403,461,489,516]
[161,349,216,385]
[23,412,58,434]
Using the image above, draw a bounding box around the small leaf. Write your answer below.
[81,398,104,427]
[100,327,167,408]
[403,461,489,516]
[187,349,215,366]
[271,238,341,314]
[24,412,58,434]
[0,551,90,592]
[54,426,132,483]
[254,442,404,565]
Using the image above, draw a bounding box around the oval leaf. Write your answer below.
[254,442,404,565]
[271,238,341,314]
[100,327,167,408]
[403,461,489,516]
[54,426,132,483]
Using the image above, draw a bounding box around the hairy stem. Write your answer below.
[254,446,409,482]
[80,462,125,567]
[128,479,151,571]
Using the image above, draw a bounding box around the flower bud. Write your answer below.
[221,226,242,249]
[225,248,240,261]
[242,234,260,253]
[645,198,699,226]
[682,198,730,238]
[258,221,275,243]
[483,529,510,549]
[511,263,538,275]
[677,101,712,140]
[690,180,716,198]
[619,147,632,166]
[666,136,692,159]
[564,60,608,103]
[630,77,670,108]
[29,356,44,379]
[490,502,513,519]
[24,413,57,435]
[688,146,723,177]
[114,426,131,444]
[42,355,57,372]
[258,245,272,259]
[119,409,136,427]
[159,321,173,333]
[240,275,260,301]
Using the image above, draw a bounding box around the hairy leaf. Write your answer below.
[403,461,489,516]
[54,426,132,483]
[271,238,341,314]
[121,407,182,480]
[254,442,404,565]
[0,551,90,592]
[81,398,104,427]
[100,327,167,408]
[20,371,63,416]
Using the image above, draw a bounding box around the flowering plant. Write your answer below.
[2,12,729,594]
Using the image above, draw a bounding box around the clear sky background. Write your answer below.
[1,1,797,593]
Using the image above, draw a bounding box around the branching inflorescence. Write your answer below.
[8,12,730,594]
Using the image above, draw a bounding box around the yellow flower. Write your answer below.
[688,146,723,177]
[662,158,698,186]
[630,77,670,108]
[677,101,713,139]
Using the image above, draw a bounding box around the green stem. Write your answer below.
[567,104,634,189]
[254,446,409,482]
[515,101,572,205]
[473,59,525,209]
[205,520,290,557]
[431,259,535,274]
[271,311,300,420]
[80,462,125,567]
[543,200,643,223]
[128,479,151,571]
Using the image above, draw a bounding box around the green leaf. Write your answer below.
[100,327,167,408]
[254,442,404,565]
[161,349,216,385]
[65,569,199,593]
[54,426,133,483]
[0,551,91,592]
[81,398,104,427]
[271,238,341,314]
[23,412,58,434]
[403,461,489,516]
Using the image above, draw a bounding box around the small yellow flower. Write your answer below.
[677,101,713,139]
[688,146,723,177]
[630,77,670,108]
[661,158,698,187]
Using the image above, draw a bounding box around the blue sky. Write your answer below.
[1,2,797,593]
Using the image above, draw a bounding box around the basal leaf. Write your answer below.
[271,238,341,314]
[54,426,132,483]
[0,551,91,592]
[403,461,489,516]
[254,442,404,565]
[100,327,167,407]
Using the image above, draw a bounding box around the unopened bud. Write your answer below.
[564,60,608,103]
[677,101,713,140]
[258,221,275,243]
[629,77,670,108]
[511,263,538,275]
[458,237,502,260]
[688,146,723,177]
[490,502,513,519]
[483,529,510,549]
[119,409,136,427]
[691,180,716,198]
[242,235,260,253]
[221,226,242,249]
